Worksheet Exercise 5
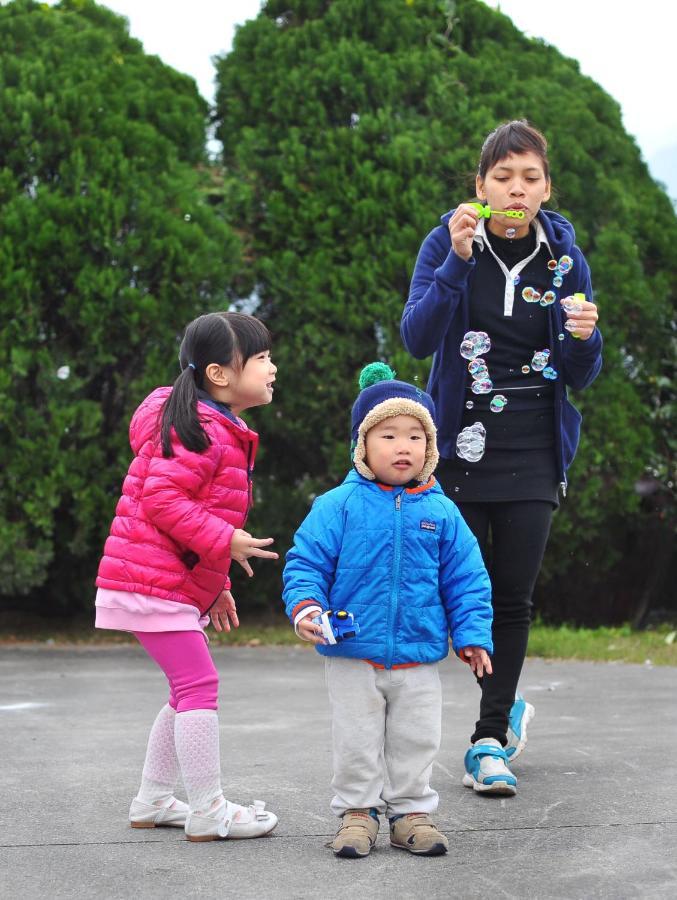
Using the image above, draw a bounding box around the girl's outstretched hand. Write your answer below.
[230,529,278,577]
[210,589,239,632]
[459,647,493,677]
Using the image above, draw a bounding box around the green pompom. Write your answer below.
[358,361,396,390]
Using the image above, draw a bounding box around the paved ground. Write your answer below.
[1,645,675,899]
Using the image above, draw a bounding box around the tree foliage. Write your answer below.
[0,0,240,609]
[214,0,676,623]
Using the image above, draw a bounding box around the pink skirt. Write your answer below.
[95,588,209,635]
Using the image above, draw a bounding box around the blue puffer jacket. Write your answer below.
[282,470,493,669]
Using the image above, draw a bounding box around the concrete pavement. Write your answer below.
[1,645,675,899]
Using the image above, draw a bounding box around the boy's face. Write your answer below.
[364,414,427,485]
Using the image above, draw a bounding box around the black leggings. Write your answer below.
[456,500,554,745]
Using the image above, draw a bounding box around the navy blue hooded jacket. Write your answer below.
[401,209,603,490]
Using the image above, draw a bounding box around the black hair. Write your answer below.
[477,120,550,181]
[160,312,272,457]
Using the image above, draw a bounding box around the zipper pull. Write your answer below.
[395,494,402,510]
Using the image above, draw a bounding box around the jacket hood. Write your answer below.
[439,208,577,255]
[129,387,170,455]
[128,386,257,455]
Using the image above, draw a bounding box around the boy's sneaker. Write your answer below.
[185,798,277,842]
[505,695,535,761]
[389,813,448,856]
[330,809,379,858]
[463,738,517,796]
[129,796,189,828]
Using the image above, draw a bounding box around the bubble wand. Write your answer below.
[469,202,525,219]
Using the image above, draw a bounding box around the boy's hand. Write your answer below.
[230,529,278,577]
[297,612,327,645]
[210,589,239,632]
[459,646,493,677]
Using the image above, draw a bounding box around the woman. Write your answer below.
[401,120,602,796]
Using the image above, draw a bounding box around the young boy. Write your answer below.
[282,363,493,858]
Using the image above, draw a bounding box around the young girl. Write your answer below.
[402,121,602,796]
[95,312,279,841]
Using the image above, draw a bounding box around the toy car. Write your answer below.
[312,609,360,645]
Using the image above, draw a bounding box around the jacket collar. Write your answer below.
[473,216,553,257]
[345,468,437,495]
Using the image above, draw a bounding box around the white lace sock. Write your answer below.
[174,709,224,814]
[136,704,180,806]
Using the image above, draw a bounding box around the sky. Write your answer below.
[44,0,677,198]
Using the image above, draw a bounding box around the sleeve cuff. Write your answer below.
[435,249,475,286]
[293,603,323,634]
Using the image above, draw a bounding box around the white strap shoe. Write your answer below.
[186,798,278,842]
[129,796,189,828]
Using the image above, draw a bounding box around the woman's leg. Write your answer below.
[462,501,554,745]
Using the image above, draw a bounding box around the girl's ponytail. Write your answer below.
[160,363,207,457]
[160,313,237,457]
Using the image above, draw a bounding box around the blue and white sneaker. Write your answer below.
[463,738,517,796]
[505,695,535,761]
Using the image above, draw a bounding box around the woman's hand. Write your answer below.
[230,529,278,577]
[210,588,239,632]
[447,203,480,261]
[297,611,327,644]
[459,646,493,677]
[561,296,599,341]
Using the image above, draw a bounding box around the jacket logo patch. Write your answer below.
[420,520,436,532]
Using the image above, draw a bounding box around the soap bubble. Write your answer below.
[490,394,508,413]
[468,358,486,376]
[553,276,563,288]
[521,365,530,374]
[542,366,558,380]
[558,333,565,341]
[456,422,486,462]
[531,349,550,371]
[460,330,491,358]
[506,228,516,239]
[547,259,558,271]
[56,366,70,380]
[540,291,556,307]
[562,297,583,314]
[471,378,493,395]
[465,400,474,410]
[558,255,573,274]
[564,320,581,333]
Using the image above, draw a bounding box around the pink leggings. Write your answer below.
[134,631,219,712]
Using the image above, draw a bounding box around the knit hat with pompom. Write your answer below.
[350,362,439,482]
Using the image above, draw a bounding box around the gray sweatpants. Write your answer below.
[325,656,442,818]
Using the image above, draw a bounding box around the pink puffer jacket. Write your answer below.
[96,387,258,614]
